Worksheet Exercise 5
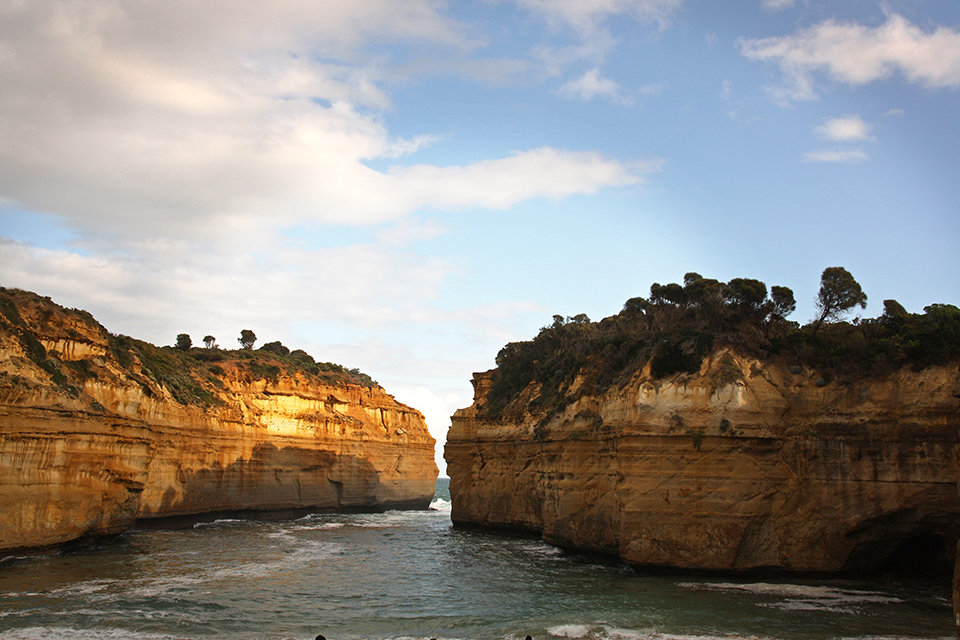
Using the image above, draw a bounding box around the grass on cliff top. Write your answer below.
[111,336,380,407]
[0,287,111,397]
[481,273,960,421]
[0,287,380,409]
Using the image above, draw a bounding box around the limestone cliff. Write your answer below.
[0,288,437,553]
[445,350,960,576]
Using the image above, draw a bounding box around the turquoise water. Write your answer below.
[0,479,952,640]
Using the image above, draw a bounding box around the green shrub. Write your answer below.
[259,341,290,356]
[477,271,960,422]
[248,361,282,383]
[191,350,223,362]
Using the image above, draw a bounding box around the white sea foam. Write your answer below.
[290,515,346,530]
[0,592,42,600]
[267,530,297,541]
[192,518,245,529]
[522,541,566,558]
[45,579,122,598]
[0,607,43,620]
[2,505,948,640]
[547,624,680,640]
[549,623,594,638]
[547,628,771,640]
[352,511,420,528]
[285,520,343,531]
[599,625,653,640]
[679,581,904,614]
[126,538,344,597]
[680,581,900,602]
[0,627,185,640]
[391,636,465,640]
[430,497,452,512]
[644,635,767,640]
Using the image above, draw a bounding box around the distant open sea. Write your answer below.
[0,479,952,640]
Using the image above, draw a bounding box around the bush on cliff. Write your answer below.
[111,339,381,404]
[481,271,960,421]
[0,288,381,410]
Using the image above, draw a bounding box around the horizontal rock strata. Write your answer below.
[445,350,960,574]
[0,290,437,552]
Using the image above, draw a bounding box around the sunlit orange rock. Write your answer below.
[0,289,437,552]
[445,350,959,575]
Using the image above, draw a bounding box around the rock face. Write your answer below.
[445,350,960,575]
[0,289,437,553]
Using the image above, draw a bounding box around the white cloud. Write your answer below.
[0,1,668,471]
[814,115,875,142]
[802,149,869,163]
[533,40,614,75]
[0,228,546,474]
[3,234,536,482]
[386,148,654,211]
[883,108,905,117]
[739,13,960,102]
[522,0,683,71]
[516,0,683,33]
[399,56,530,87]
[0,0,652,248]
[721,79,733,99]
[761,0,795,11]
[0,233,453,340]
[556,68,634,105]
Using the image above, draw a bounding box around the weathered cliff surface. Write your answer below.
[445,350,960,575]
[0,289,437,553]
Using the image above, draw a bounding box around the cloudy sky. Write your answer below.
[2,0,959,474]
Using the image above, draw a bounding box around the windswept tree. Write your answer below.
[622,296,650,315]
[203,335,217,349]
[769,286,796,321]
[649,282,687,306]
[813,267,867,332]
[175,333,192,351]
[726,278,768,314]
[238,329,257,350]
[881,299,909,330]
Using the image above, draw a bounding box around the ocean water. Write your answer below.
[0,479,952,640]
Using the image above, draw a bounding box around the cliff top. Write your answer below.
[481,270,960,420]
[0,286,388,411]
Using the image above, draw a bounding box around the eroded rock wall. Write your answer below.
[445,350,960,573]
[0,291,437,552]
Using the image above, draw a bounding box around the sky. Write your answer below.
[1,0,959,475]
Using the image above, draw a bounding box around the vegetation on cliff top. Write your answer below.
[0,287,379,408]
[482,269,960,420]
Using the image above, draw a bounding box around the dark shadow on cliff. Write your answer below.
[844,508,959,585]
[136,442,433,530]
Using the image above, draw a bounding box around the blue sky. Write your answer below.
[2,1,959,474]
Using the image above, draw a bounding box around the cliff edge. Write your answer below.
[445,273,960,581]
[0,288,438,553]
[446,353,959,575]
